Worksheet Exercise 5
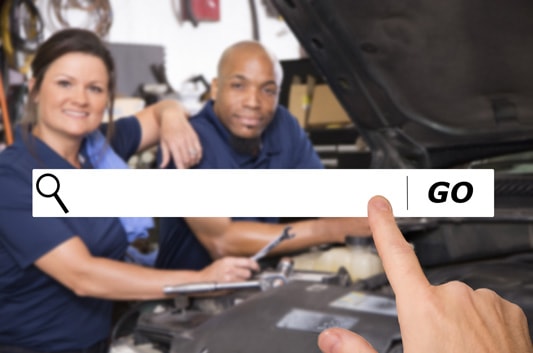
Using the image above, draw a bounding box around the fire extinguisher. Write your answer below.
[181,0,220,27]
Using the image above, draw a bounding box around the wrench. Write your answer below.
[250,226,295,261]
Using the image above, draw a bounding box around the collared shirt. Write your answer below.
[0,117,140,351]
[156,101,323,270]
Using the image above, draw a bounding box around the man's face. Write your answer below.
[212,50,279,139]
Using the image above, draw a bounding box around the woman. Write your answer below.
[0,28,258,353]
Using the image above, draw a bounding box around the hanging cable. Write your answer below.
[48,0,113,38]
[0,71,14,146]
[1,0,43,73]
[1,0,16,67]
[249,0,260,41]
[9,0,44,53]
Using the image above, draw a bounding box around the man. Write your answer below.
[156,41,369,270]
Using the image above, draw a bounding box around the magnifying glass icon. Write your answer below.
[36,173,69,214]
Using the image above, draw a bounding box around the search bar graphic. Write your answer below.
[32,169,494,218]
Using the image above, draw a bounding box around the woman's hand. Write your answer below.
[158,103,202,169]
[136,99,203,169]
[200,257,259,283]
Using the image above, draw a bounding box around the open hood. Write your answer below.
[273,0,533,168]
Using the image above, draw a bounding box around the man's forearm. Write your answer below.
[198,217,370,259]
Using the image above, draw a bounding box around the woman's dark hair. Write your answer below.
[23,28,116,138]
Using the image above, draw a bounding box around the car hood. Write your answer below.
[273,0,533,168]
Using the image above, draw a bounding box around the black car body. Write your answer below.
[274,0,533,342]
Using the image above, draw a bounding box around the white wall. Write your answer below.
[37,0,302,92]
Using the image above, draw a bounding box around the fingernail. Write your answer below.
[319,330,341,353]
[371,196,391,212]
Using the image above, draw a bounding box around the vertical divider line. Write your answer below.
[406,175,409,210]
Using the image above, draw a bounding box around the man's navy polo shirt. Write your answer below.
[0,117,139,351]
[156,101,323,270]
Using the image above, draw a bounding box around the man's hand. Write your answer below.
[318,196,533,353]
[201,257,259,283]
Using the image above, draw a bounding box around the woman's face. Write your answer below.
[32,52,109,141]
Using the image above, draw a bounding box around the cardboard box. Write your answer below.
[287,80,352,129]
[102,97,146,122]
[307,84,352,128]
[113,97,146,120]
[288,83,311,128]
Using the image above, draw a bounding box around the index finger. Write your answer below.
[158,143,171,168]
[368,195,430,299]
[161,142,186,169]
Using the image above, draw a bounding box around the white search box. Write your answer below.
[32,169,494,218]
